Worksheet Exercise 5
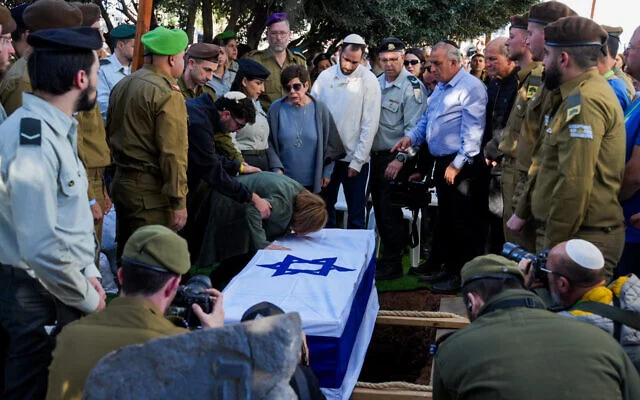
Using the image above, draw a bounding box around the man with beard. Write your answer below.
[311,33,381,230]
[177,43,219,100]
[0,5,16,123]
[432,254,640,399]
[248,12,306,111]
[97,24,135,121]
[0,27,107,399]
[512,16,625,281]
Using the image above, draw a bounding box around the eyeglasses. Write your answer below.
[0,37,11,47]
[285,82,304,92]
[268,30,290,38]
[538,266,571,283]
[404,59,420,66]
[232,115,246,130]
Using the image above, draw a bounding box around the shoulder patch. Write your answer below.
[566,93,582,121]
[19,118,42,146]
[170,82,181,92]
[407,75,423,103]
[527,75,541,100]
[99,58,111,66]
[568,124,593,139]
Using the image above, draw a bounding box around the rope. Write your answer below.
[355,381,432,392]
[378,310,467,319]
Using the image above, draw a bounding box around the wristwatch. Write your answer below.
[396,152,408,164]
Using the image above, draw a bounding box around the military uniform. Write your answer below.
[177,74,217,100]
[499,61,543,249]
[0,54,30,116]
[97,53,131,121]
[107,64,188,259]
[248,48,306,110]
[371,49,427,278]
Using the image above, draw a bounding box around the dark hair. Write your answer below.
[281,65,310,87]
[313,52,331,66]
[405,48,425,63]
[606,35,620,58]
[28,50,96,95]
[342,43,366,54]
[237,44,252,59]
[558,45,600,69]
[215,96,256,124]
[11,26,27,44]
[461,277,524,304]
[120,261,178,296]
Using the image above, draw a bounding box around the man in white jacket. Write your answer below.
[311,33,381,229]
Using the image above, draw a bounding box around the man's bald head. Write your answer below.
[485,37,514,79]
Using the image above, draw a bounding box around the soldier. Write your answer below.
[598,25,631,111]
[0,26,106,399]
[0,5,15,123]
[97,24,135,121]
[512,16,626,280]
[248,12,306,111]
[432,254,640,399]
[212,30,239,89]
[370,38,427,280]
[107,27,189,260]
[177,43,219,99]
[500,14,544,250]
[0,0,83,116]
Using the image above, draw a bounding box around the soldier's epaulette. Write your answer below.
[526,74,542,100]
[407,75,423,103]
[290,50,306,63]
[170,82,181,92]
[99,58,111,66]
[566,91,582,121]
[19,118,42,146]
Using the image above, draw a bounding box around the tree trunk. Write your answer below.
[201,0,214,44]
[185,0,198,43]
[244,2,269,50]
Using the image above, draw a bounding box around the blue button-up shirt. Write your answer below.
[97,53,131,122]
[406,68,487,169]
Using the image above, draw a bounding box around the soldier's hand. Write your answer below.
[266,243,291,250]
[104,193,113,215]
[391,136,412,153]
[507,214,526,234]
[321,177,331,188]
[252,194,272,219]
[88,276,106,313]
[347,168,359,178]
[242,162,261,174]
[517,259,535,288]
[90,202,104,224]
[171,208,188,231]
[408,172,423,182]
[384,160,404,180]
[444,163,460,185]
[192,288,224,328]
[631,212,640,229]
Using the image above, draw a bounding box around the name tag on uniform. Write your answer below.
[569,124,593,139]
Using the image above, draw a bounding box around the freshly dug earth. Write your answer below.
[358,290,456,385]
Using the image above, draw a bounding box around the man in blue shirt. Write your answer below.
[393,40,488,293]
[97,24,135,121]
[619,25,640,277]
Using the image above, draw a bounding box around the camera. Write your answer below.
[389,146,432,210]
[166,275,213,329]
[501,242,549,282]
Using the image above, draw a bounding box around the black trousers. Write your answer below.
[370,152,405,263]
[429,154,486,276]
[0,265,81,400]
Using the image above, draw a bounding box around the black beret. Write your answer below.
[528,1,577,26]
[10,3,29,32]
[377,37,405,54]
[509,13,528,30]
[545,16,608,48]
[27,26,103,51]
[237,58,270,80]
[24,0,83,31]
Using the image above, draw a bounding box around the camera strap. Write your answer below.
[409,209,420,248]
[573,296,640,341]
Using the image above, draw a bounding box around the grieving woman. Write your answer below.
[267,65,344,193]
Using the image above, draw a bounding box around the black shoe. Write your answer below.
[418,268,449,283]
[408,260,442,276]
[430,276,461,294]
[375,260,403,281]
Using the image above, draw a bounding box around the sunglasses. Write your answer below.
[404,60,420,66]
[285,82,304,92]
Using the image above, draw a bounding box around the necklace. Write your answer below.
[293,105,307,148]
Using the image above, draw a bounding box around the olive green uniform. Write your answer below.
[248,48,306,111]
[527,70,625,279]
[0,53,30,116]
[499,61,543,249]
[46,296,186,400]
[75,104,111,247]
[613,64,635,100]
[433,289,640,400]
[107,65,188,258]
[176,77,243,163]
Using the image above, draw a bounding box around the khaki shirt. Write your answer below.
[106,64,188,210]
[0,53,31,116]
[75,105,111,171]
[499,62,543,158]
[529,69,625,249]
[248,48,306,111]
[177,75,217,100]
[46,296,187,400]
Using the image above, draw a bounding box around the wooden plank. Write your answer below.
[132,0,153,72]
[351,388,432,400]
[376,315,469,329]
[431,297,468,383]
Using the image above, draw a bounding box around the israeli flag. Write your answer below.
[223,229,379,400]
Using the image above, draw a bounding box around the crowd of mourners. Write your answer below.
[0,0,639,398]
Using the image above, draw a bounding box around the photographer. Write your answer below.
[46,225,225,400]
[518,239,640,371]
[433,254,640,399]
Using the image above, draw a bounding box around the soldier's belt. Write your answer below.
[114,168,162,185]
[241,149,267,156]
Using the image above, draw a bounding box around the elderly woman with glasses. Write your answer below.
[266,65,344,193]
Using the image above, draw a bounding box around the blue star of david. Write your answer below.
[258,255,355,277]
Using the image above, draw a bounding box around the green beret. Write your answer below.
[461,254,524,287]
[122,225,191,275]
[545,16,608,48]
[111,24,136,39]
[0,5,16,34]
[141,27,188,56]
[24,0,83,31]
[509,13,528,30]
[214,30,236,41]
[528,1,577,26]
[70,2,101,27]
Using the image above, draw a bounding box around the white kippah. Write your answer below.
[565,239,604,270]
[343,33,366,46]
[224,91,247,102]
